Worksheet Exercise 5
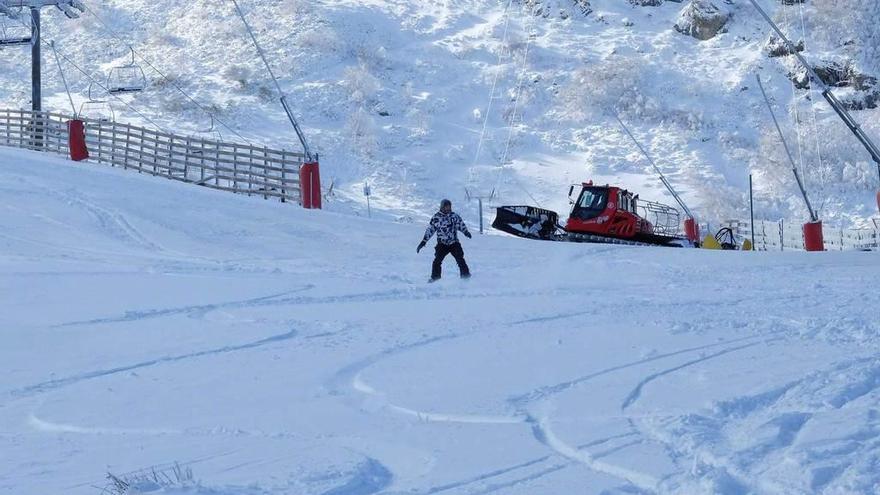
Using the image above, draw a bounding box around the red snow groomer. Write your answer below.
[492,181,694,247]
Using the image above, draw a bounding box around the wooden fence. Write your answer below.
[718,219,879,251]
[0,109,305,204]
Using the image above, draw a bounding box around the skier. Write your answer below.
[417,199,472,282]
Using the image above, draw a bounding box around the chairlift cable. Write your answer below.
[44,43,164,129]
[471,0,515,172]
[492,14,540,206]
[498,28,535,173]
[756,73,818,222]
[50,40,77,116]
[229,0,313,160]
[5,13,166,131]
[79,81,114,121]
[51,43,166,131]
[614,113,694,220]
[79,2,252,144]
[106,47,147,94]
[796,0,826,196]
[496,28,540,207]
[779,2,807,180]
[748,0,880,185]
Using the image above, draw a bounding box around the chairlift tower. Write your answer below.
[0,0,84,116]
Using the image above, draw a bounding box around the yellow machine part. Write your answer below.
[702,234,722,250]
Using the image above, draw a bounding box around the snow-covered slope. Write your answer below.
[2,146,880,494]
[2,0,880,226]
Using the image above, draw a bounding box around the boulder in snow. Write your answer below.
[766,35,804,58]
[521,0,591,19]
[790,60,880,109]
[674,0,730,41]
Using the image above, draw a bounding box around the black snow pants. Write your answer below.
[432,242,470,280]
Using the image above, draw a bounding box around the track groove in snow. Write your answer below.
[510,332,784,407]
[620,339,777,411]
[59,286,314,327]
[529,415,659,492]
[7,327,300,400]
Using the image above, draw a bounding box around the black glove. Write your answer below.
[417,240,426,253]
[464,231,472,239]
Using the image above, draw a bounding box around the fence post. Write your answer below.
[2,110,8,146]
[199,140,206,183]
[779,219,784,251]
[166,136,174,179]
[123,125,132,170]
[136,127,144,173]
[247,146,255,196]
[280,153,287,203]
[262,147,269,200]
[184,136,192,181]
[96,121,104,164]
[151,129,157,175]
[214,144,220,187]
[232,144,239,191]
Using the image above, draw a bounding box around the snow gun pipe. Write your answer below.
[613,114,695,220]
[756,74,818,222]
[230,0,314,161]
[747,0,880,184]
[50,40,76,116]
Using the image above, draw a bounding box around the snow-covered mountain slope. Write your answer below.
[1,0,879,226]
[2,146,880,494]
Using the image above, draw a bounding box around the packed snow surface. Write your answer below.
[2,147,880,494]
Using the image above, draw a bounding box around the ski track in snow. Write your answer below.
[509,331,785,407]
[338,322,790,492]
[27,414,181,436]
[27,413,307,441]
[58,287,578,328]
[54,187,166,253]
[320,458,393,495]
[6,327,300,401]
[520,338,780,493]
[415,433,638,495]
[529,413,659,493]
[59,286,315,327]
[619,339,780,411]
[627,355,880,493]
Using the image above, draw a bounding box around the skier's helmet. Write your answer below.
[440,199,452,211]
